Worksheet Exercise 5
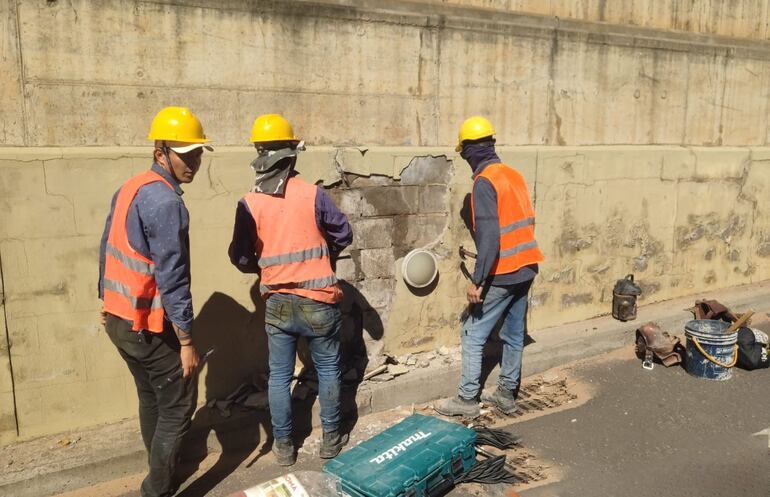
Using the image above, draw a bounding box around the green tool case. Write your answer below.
[323,414,477,497]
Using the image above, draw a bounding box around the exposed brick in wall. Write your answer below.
[327,156,453,370]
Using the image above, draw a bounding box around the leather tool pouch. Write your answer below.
[635,322,682,370]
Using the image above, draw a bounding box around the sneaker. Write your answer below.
[319,430,349,459]
[481,387,518,415]
[434,396,480,418]
[273,437,296,466]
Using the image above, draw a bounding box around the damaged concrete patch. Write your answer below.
[557,223,598,254]
[638,281,661,298]
[756,234,770,258]
[561,293,594,308]
[677,212,747,249]
[548,266,576,283]
[530,292,551,308]
[398,156,452,185]
[323,154,454,366]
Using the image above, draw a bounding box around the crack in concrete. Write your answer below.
[41,161,79,235]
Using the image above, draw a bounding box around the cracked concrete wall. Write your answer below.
[3,0,770,147]
[2,145,769,444]
[418,0,770,41]
[0,259,16,446]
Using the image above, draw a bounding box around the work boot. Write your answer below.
[481,386,518,415]
[272,437,296,466]
[319,430,349,459]
[434,396,480,418]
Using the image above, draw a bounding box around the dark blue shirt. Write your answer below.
[466,145,538,287]
[229,182,353,273]
[98,163,194,332]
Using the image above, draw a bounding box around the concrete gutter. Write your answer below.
[4,280,770,497]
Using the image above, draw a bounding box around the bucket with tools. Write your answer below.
[683,311,751,381]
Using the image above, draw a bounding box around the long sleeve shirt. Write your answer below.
[98,163,194,332]
[228,184,353,273]
[469,153,538,287]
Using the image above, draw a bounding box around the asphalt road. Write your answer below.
[510,350,770,497]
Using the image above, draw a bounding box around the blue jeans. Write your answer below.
[265,293,342,440]
[459,280,532,400]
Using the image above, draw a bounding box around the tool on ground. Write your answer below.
[323,414,521,496]
[157,347,215,389]
[634,322,682,370]
[726,310,754,332]
[612,274,641,322]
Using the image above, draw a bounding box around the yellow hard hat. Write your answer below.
[455,116,496,152]
[147,106,209,144]
[250,114,298,143]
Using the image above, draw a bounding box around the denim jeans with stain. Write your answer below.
[104,314,197,497]
[458,279,533,400]
[264,292,342,440]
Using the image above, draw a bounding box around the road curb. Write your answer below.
[4,280,770,496]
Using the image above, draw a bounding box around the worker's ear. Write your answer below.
[153,148,166,166]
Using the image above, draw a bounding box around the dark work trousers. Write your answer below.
[104,314,197,497]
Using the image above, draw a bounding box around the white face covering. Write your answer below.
[250,141,306,195]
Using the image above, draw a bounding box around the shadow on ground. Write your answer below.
[173,280,384,495]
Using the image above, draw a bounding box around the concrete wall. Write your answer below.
[2,0,770,148]
[2,145,770,444]
[420,0,770,41]
[2,0,770,444]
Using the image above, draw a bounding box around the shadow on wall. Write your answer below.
[460,193,473,233]
[175,281,385,494]
[176,284,270,496]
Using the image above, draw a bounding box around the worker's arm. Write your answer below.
[315,187,353,267]
[140,196,194,342]
[228,199,261,274]
[471,177,500,287]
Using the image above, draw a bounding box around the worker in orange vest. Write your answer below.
[98,107,212,496]
[435,116,543,419]
[228,114,353,466]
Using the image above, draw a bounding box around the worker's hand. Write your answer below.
[100,309,107,327]
[180,344,200,379]
[466,283,483,304]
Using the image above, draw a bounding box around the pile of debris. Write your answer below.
[363,346,462,382]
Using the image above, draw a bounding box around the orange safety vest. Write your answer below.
[102,171,171,333]
[243,176,342,304]
[472,163,544,275]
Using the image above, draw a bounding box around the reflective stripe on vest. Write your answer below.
[105,243,154,275]
[103,278,163,310]
[102,170,172,332]
[259,244,330,269]
[244,176,342,304]
[472,163,544,275]
[500,217,535,235]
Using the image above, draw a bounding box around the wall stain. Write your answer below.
[677,212,746,249]
[561,293,593,308]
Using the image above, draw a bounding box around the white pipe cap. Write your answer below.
[402,249,438,289]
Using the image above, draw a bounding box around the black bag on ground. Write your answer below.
[736,327,770,370]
